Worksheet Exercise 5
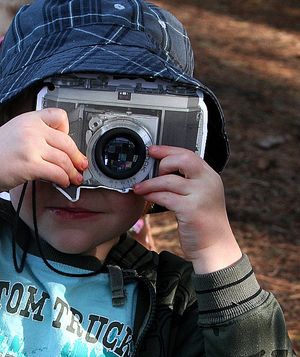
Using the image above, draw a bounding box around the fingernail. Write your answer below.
[63,181,70,188]
[133,184,141,191]
[81,158,89,170]
[77,173,83,184]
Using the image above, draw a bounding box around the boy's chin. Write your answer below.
[42,230,119,259]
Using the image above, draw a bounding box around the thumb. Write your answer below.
[38,108,69,134]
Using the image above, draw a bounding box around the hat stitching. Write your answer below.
[0,27,154,75]
[13,16,22,53]
[121,50,164,75]
[68,2,74,28]
[13,5,28,52]
[2,36,165,81]
[3,17,182,80]
[144,8,191,74]
[0,13,146,66]
[1,65,30,103]
[103,25,126,44]
[144,10,188,40]
[61,45,99,74]
[0,33,196,79]
[1,38,157,81]
[146,6,169,55]
[69,26,127,46]
[167,65,198,85]
[22,38,43,69]
[91,46,169,75]
[0,46,200,104]
[131,0,143,31]
[1,5,189,74]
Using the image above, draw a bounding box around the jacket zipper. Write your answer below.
[124,270,157,357]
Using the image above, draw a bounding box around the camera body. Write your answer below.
[37,74,207,196]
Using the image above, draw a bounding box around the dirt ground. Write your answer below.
[149,0,300,352]
[0,0,299,352]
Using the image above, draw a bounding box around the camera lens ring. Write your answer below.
[86,117,155,190]
[94,127,146,179]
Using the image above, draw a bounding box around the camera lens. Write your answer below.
[94,128,146,179]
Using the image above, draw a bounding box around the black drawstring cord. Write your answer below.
[12,182,29,273]
[31,180,103,278]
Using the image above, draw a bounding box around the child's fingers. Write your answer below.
[38,108,69,133]
[41,146,83,186]
[134,174,189,196]
[141,191,182,212]
[148,145,194,159]
[38,108,87,170]
[134,174,200,213]
[149,146,206,179]
[34,161,71,188]
[45,127,87,171]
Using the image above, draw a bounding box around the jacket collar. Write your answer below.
[105,235,158,276]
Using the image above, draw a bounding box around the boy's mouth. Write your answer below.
[47,207,101,220]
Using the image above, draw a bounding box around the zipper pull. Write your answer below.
[107,265,126,307]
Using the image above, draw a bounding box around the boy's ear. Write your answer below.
[0,83,41,126]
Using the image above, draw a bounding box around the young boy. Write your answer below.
[0,0,295,356]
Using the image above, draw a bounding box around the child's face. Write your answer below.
[10,182,146,259]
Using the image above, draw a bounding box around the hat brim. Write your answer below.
[0,42,200,104]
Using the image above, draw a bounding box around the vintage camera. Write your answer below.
[37,74,207,200]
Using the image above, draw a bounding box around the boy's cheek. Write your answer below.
[10,184,33,214]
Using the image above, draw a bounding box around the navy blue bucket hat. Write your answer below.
[0,0,229,172]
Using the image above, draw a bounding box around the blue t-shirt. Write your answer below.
[0,231,138,357]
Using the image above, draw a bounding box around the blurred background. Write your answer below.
[1,0,299,351]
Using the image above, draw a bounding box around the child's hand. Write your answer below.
[134,146,242,273]
[0,108,88,191]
